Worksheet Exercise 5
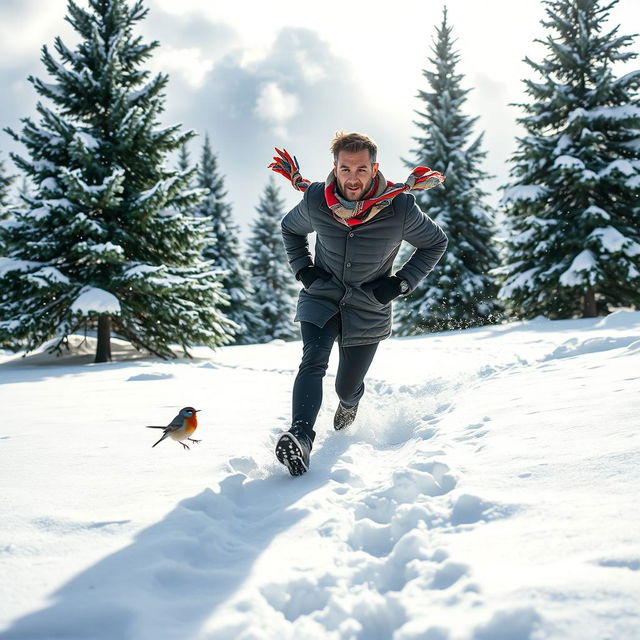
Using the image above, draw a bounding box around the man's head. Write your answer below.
[331,132,379,201]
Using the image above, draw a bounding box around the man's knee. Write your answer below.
[335,379,364,404]
[300,340,333,371]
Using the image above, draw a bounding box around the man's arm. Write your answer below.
[395,194,448,292]
[280,189,315,276]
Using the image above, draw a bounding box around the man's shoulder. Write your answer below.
[303,181,326,207]
[306,181,325,196]
[391,188,417,212]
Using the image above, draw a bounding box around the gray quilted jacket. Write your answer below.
[280,182,448,346]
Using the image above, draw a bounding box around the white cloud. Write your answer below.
[150,47,214,89]
[294,49,326,85]
[0,0,71,66]
[254,82,299,135]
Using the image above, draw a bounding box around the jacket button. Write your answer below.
[349,232,354,237]
[346,262,351,267]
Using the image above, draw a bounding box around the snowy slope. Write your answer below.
[0,312,639,640]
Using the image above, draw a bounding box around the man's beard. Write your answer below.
[338,177,374,202]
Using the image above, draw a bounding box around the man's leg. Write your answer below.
[333,341,379,429]
[291,314,341,443]
[277,315,340,476]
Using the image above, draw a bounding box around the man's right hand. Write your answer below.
[296,265,332,289]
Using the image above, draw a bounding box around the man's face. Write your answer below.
[334,149,379,201]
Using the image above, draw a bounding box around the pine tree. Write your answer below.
[17,176,35,203]
[246,178,298,342]
[498,0,640,319]
[0,154,15,214]
[0,0,235,361]
[0,154,17,261]
[177,141,190,175]
[395,7,501,335]
[195,134,259,343]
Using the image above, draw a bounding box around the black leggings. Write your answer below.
[292,314,379,443]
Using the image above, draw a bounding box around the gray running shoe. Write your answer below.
[333,402,358,431]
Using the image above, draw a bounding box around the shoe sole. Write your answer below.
[275,433,309,477]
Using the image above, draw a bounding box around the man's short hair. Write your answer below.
[330,132,377,164]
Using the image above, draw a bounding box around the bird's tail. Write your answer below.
[146,425,166,429]
[152,432,169,448]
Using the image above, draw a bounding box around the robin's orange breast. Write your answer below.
[184,414,198,436]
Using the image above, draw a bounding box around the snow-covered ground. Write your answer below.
[1,311,639,640]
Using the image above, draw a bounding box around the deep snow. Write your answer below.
[0,311,639,639]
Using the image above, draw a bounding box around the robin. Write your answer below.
[147,406,201,450]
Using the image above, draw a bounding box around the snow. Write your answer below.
[32,159,56,172]
[29,266,70,285]
[599,159,636,177]
[48,198,74,211]
[622,137,640,152]
[500,185,546,204]
[553,134,571,154]
[90,242,124,256]
[568,104,640,123]
[124,264,164,278]
[0,312,639,639]
[553,155,584,170]
[581,205,610,221]
[69,286,121,314]
[39,82,64,98]
[137,181,162,202]
[0,257,41,277]
[67,168,124,194]
[589,226,640,257]
[40,177,58,191]
[26,205,51,220]
[75,131,100,149]
[626,175,640,189]
[497,266,538,298]
[559,250,597,286]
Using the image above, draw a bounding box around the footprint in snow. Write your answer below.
[450,494,517,526]
[455,422,489,442]
[597,558,640,571]
[227,456,258,475]
[127,372,174,381]
[259,574,336,622]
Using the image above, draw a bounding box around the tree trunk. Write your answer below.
[582,287,597,318]
[95,315,112,363]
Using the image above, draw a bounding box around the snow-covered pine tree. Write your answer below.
[0,156,16,346]
[17,176,34,203]
[395,7,501,335]
[498,0,640,319]
[0,154,15,215]
[0,154,17,280]
[0,154,16,250]
[0,0,235,362]
[195,134,259,343]
[177,142,190,175]
[246,178,298,343]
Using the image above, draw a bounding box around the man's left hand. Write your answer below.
[371,276,406,304]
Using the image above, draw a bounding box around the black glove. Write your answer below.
[371,276,404,304]
[296,265,332,289]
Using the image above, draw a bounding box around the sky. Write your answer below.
[1,0,639,236]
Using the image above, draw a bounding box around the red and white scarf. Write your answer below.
[268,147,445,227]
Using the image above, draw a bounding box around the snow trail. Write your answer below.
[1,313,639,639]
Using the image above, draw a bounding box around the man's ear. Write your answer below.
[333,161,337,177]
[372,162,380,177]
